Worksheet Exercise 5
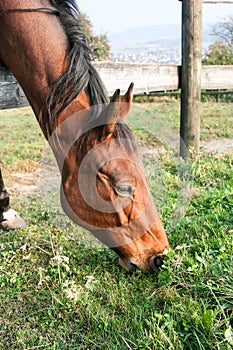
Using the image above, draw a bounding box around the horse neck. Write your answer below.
[0,0,90,138]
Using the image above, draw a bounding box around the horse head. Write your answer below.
[55,84,169,272]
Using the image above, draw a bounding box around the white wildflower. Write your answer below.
[62,280,83,302]
[85,275,98,291]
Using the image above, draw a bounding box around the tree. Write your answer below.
[203,16,233,65]
[212,16,233,50]
[203,40,233,65]
[77,12,111,61]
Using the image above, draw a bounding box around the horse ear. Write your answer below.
[119,82,134,119]
[100,89,120,140]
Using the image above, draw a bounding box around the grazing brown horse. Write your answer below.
[0,0,169,272]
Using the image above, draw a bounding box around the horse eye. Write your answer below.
[115,184,134,196]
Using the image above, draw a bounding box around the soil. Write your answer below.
[200,138,233,154]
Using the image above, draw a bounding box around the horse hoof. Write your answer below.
[0,209,27,231]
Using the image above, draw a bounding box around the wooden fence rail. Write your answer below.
[0,64,28,109]
[1,61,233,110]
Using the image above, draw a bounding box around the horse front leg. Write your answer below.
[0,167,26,231]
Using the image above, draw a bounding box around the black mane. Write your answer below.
[46,1,137,156]
[47,0,109,127]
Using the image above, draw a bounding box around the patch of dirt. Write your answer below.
[7,171,40,197]
[141,137,233,156]
[200,138,233,155]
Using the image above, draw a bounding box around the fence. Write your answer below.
[1,61,233,110]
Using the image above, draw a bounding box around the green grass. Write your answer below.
[0,103,232,349]
[0,107,45,171]
[131,98,233,141]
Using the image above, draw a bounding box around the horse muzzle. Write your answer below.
[119,249,169,273]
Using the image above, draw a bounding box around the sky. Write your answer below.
[76,0,233,34]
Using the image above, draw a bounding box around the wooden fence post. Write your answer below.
[180,0,203,158]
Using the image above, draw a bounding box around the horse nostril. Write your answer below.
[154,256,163,268]
[149,255,164,270]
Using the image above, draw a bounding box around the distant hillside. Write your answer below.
[109,24,180,46]
[109,23,215,52]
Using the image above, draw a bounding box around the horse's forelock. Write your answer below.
[73,121,137,163]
